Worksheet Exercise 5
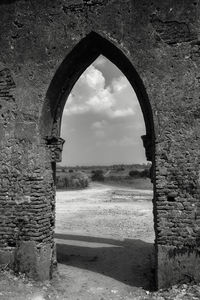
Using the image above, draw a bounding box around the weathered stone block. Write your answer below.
[15,241,52,281]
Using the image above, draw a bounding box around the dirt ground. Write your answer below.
[55,182,155,298]
[1,182,200,299]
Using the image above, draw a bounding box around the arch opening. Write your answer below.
[40,32,155,166]
[40,32,156,290]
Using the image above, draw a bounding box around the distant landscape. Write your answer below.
[55,163,154,294]
[56,163,152,190]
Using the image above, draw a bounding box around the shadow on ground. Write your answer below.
[55,233,156,291]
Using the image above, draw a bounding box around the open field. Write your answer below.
[55,182,154,242]
[55,181,155,298]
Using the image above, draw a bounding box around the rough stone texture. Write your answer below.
[15,241,52,281]
[45,137,65,163]
[0,0,200,289]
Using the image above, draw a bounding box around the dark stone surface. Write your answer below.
[0,0,200,288]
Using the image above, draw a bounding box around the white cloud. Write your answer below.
[63,64,138,119]
[86,92,114,112]
[64,65,111,116]
[112,76,128,92]
[65,104,89,115]
[83,66,105,89]
[92,120,107,129]
[109,108,134,118]
[60,56,147,166]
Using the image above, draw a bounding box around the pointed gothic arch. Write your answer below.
[40,34,156,287]
[40,31,155,163]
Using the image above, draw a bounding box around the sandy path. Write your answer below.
[55,182,155,298]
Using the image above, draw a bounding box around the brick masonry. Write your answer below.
[0,0,200,289]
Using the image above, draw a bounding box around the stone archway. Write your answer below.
[40,31,156,285]
[40,32,155,161]
[40,31,155,177]
[1,0,200,291]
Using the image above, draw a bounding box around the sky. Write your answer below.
[60,55,147,166]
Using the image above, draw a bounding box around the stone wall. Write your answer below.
[0,0,200,288]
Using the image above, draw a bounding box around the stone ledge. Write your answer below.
[45,136,65,163]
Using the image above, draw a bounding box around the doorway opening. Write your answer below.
[55,54,155,292]
[40,32,156,294]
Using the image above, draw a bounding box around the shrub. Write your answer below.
[129,170,140,177]
[56,171,89,189]
[116,166,125,171]
[91,169,104,181]
[129,168,150,178]
[141,168,150,178]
